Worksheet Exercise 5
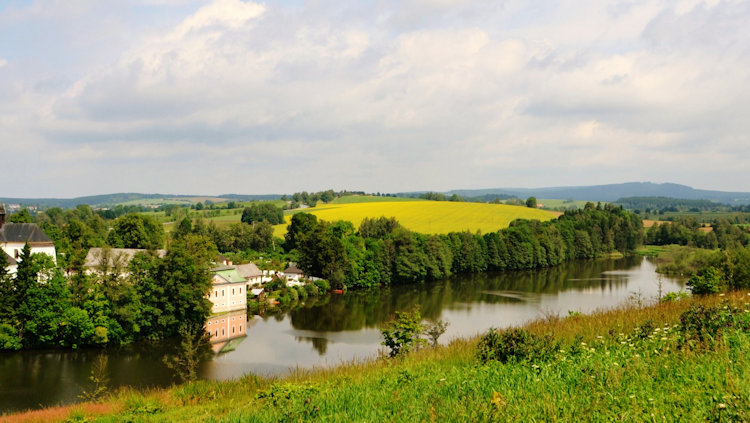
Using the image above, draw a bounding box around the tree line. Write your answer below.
[645,218,749,249]
[286,203,644,289]
[0,236,213,350]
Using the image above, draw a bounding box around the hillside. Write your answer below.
[445,182,750,205]
[274,200,556,237]
[0,193,282,209]
[9,292,748,422]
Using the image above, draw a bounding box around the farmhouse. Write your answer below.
[283,263,305,282]
[0,204,56,274]
[83,247,166,275]
[235,262,264,285]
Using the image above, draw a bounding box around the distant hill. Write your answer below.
[0,193,282,209]
[445,183,750,205]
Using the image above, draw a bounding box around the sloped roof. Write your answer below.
[284,263,304,275]
[236,262,262,278]
[0,223,53,244]
[212,268,246,284]
[2,251,16,267]
[84,247,166,269]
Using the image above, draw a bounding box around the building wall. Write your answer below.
[1,242,56,264]
[207,278,246,314]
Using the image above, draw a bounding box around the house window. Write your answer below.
[232,327,235,334]
[239,287,242,294]
[222,329,225,335]
[222,290,225,296]
[14,250,19,259]
[239,324,242,332]
[215,330,218,337]
[215,291,218,298]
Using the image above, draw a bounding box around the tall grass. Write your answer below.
[10,291,747,422]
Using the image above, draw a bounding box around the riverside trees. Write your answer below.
[289,204,645,289]
[0,238,213,350]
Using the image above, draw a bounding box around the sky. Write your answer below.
[1,0,749,198]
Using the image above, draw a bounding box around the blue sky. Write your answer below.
[1,0,749,197]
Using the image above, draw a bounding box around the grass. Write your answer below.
[537,198,592,210]
[9,291,748,422]
[272,201,556,238]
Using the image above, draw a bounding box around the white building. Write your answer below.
[0,205,56,274]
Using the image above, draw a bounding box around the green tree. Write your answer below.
[526,197,538,208]
[381,307,425,358]
[241,203,284,225]
[9,209,33,223]
[107,214,164,249]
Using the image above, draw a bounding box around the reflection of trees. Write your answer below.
[294,336,329,355]
[289,257,642,333]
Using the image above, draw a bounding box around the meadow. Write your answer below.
[272,200,556,237]
[9,291,748,422]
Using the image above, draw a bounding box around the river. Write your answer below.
[0,256,683,413]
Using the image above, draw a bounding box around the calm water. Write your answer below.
[0,256,683,413]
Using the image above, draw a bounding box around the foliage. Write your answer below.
[526,196,538,208]
[163,324,212,383]
[106,213,164,249]
[380,307,425,357]
[241,203,284,225]
[291,205,644,288]
[79,355,110,401]
[477,328,559,364]
[687,266,724,295]
[9,208,33,223]
[423,319,449,347]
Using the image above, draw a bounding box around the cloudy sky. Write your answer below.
[1,0,749,197]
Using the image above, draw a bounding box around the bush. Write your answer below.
[686,266,724,295]
[304,283,319,297]
[314,279,330,292]
[296,285,308,301]
[678,303,748,349]
[661,291,691,303]
[381,308,425,358]
[0,323,22,350]
[477,328,560,364]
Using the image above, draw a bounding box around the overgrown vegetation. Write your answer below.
[13,291,747,422]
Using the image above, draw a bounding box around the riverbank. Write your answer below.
[4,290,748,422]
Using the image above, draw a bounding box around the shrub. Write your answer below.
[678,303,747,349]
[314,279,330,292]
[477,328,559,364]
[661,290,691,303]
[304,283,319,297]
[381,308,425,358]
[686,266,723,295]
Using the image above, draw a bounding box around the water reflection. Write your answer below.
[0,256,683,413]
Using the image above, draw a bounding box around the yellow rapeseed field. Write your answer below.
[273,201,556,237]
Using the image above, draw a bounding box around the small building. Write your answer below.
[283,263,305,282]
[236,262,263,285]
[83,247,166,276]
[0,204,56,269]
[208,266,247,314]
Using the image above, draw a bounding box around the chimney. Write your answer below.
[0,203,5,229]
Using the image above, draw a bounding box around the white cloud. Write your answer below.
[2,0,750,196]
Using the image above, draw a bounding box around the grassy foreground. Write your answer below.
[5,292,749,422]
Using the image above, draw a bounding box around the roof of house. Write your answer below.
[2,251,16,267]
[284,263,304,275]
[0,223,53,244]
[211,268,246,284]
[84,248,166,269]
[236,262,262,278]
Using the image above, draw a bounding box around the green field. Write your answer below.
[272,200,556,237]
